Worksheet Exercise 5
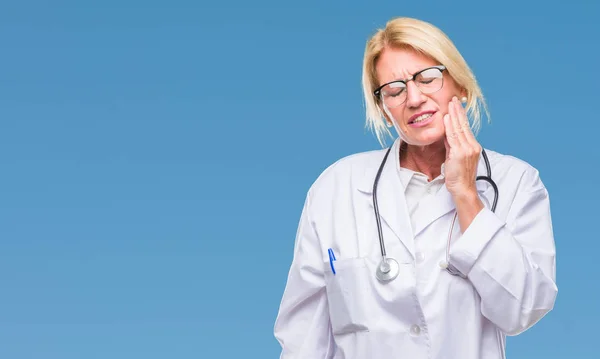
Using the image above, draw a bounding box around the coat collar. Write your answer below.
[357,138,496,257]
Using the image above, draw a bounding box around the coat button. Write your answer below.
[410,324,421,336]
[438,260,448,269]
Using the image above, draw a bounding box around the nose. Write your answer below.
[405,81,426,108]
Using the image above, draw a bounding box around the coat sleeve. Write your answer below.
[447,167,558,336]
[274,192,335,358]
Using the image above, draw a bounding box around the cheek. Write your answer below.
[432,94,452,115]
[438,103,449,115]
[436,87,461,112]
[382,106,405,123]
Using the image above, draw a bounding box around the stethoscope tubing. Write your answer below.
[373,145,498,281]
[372,146,394,258]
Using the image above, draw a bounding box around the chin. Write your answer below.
[402,128,445,147]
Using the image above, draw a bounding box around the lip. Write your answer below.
[408,111,436,127]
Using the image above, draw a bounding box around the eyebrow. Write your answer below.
[382,66,433,85]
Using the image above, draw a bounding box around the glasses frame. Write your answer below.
[373,65,447,106]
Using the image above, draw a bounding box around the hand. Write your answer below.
[443,96,482,198]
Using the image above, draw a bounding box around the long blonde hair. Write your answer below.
[362,17,490,146]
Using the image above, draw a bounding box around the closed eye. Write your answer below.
[383,87,405,97]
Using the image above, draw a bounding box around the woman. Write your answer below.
[274,17,557,359]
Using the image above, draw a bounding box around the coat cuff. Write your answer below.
[448,208,506,276]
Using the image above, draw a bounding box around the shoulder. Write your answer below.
[305,147,387,199]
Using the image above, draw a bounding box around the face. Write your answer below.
[375,47,465,146]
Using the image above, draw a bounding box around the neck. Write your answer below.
[399,141,446,181]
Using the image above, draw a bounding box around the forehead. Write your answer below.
[375,47,438,84]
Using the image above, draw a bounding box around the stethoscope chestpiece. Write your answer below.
[376,257,400,282]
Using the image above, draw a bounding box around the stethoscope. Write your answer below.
[373,145,498,282]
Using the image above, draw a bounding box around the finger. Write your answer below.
[457,98,472,141]
[455,98,478,146]
[450,99,466,145]
[449,99,467,145]
[444,114,459,147]
[445,102,459,144]
[455,98,482,152]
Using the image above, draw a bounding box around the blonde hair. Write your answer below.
[361,17,490,146]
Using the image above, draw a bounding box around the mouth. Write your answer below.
[408,111,436,125]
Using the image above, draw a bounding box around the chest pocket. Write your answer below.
[324,257,371,336]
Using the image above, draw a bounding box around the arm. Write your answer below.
[448,168,558,335]
[274,192,335,358]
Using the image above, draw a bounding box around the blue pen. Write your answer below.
[328,248,337,275]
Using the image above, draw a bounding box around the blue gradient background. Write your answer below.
[0,1,597,358]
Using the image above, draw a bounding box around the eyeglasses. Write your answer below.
[373,65,446,108]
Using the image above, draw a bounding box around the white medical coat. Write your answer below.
[274,139,557,359]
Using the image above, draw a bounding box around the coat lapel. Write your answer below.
[357,140,415,258]
[411,153,497,237]
[411,184,455,237]
[356,140,498,257]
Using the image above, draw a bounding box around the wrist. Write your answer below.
[452,187,480,206]
[452,188,484,232]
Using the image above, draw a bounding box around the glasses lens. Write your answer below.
[380,82,406,108]
[377,67,444,108]
[415,68,443,93]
